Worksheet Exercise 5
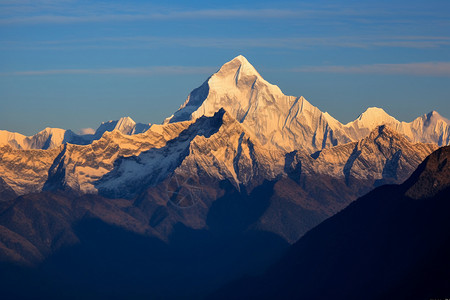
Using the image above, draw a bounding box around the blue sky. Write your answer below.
[1,0,449,135]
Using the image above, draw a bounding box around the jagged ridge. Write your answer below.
[166,55,450,152]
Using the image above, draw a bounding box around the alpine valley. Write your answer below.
[0,56,449,299]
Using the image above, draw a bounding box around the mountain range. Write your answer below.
[1,56,449,153]
[213,145,450,300]
[0,56,447,200]
[166,55,449,152]
[0,55,449,299]
[0,116,150,150]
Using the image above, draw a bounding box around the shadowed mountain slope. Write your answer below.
[212,146,450,300]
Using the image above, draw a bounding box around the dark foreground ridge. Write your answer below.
[211,146,450,300]
[0,183,290,299]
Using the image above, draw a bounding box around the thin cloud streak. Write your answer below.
[290,62,450,77]
[1,5,445,25]
[0,9,309,25]
[1,36,449,50]
[1,66,217,76]
[118,36,450,49]
[78,127,95,135]
[5,62,450,78]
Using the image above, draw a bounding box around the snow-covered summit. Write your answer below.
[0,127,70,150]
[403,110,450,145]
[0,116,151,150]
[346,107,399,130]
[219,55,261,78]
[423,110,450,125]
[165,55,450,151]
[94,116,150,139]
[164,55,346,152]
[338,107,450,145]
[164,55,284,124]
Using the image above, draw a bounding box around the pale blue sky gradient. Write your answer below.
[1,0,449,135]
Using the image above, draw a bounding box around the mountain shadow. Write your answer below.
[212,146,450,300]
[0,192,288,299]
[0,177,16,202]
[168,79,210,123]
[206,180,275,235]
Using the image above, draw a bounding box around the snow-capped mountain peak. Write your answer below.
[164,55,285,124]
[113,116,136,135]
[424,110,450,125]
[0,116,151,150]
[163,55,450,152]
[164,55,340,152]
[0,127,68,150]
[94,116,150,139]
[211,54,283,97]
[347,107,398,128]
[215,55,263,83]
[1,56,449,153]
[341,107,450,146]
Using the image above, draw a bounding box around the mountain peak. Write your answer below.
[426,110,449,123]
[232,54,249,63]
[366,124,401,140]
[165,55,283,125]
[94,116,150,139]
[359,107,390,118]
[348,106,398,128]
[364,106,385,112]
[42,127,66,135]
[214,55,261,80]
[119,116,135,122]
[116,116,136,127]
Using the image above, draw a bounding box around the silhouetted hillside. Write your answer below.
[213,146,450,300]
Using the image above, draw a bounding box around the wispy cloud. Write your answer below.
[4,62,450,78]
[1,2,447,25]
[119,35,450,49]
[290,62,450,77]
[78,127,95,135]
[0,66,217,76]
[0,8,315,25]
[2,36,449,51]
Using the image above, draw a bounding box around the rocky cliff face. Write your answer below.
[310,125,437,184]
